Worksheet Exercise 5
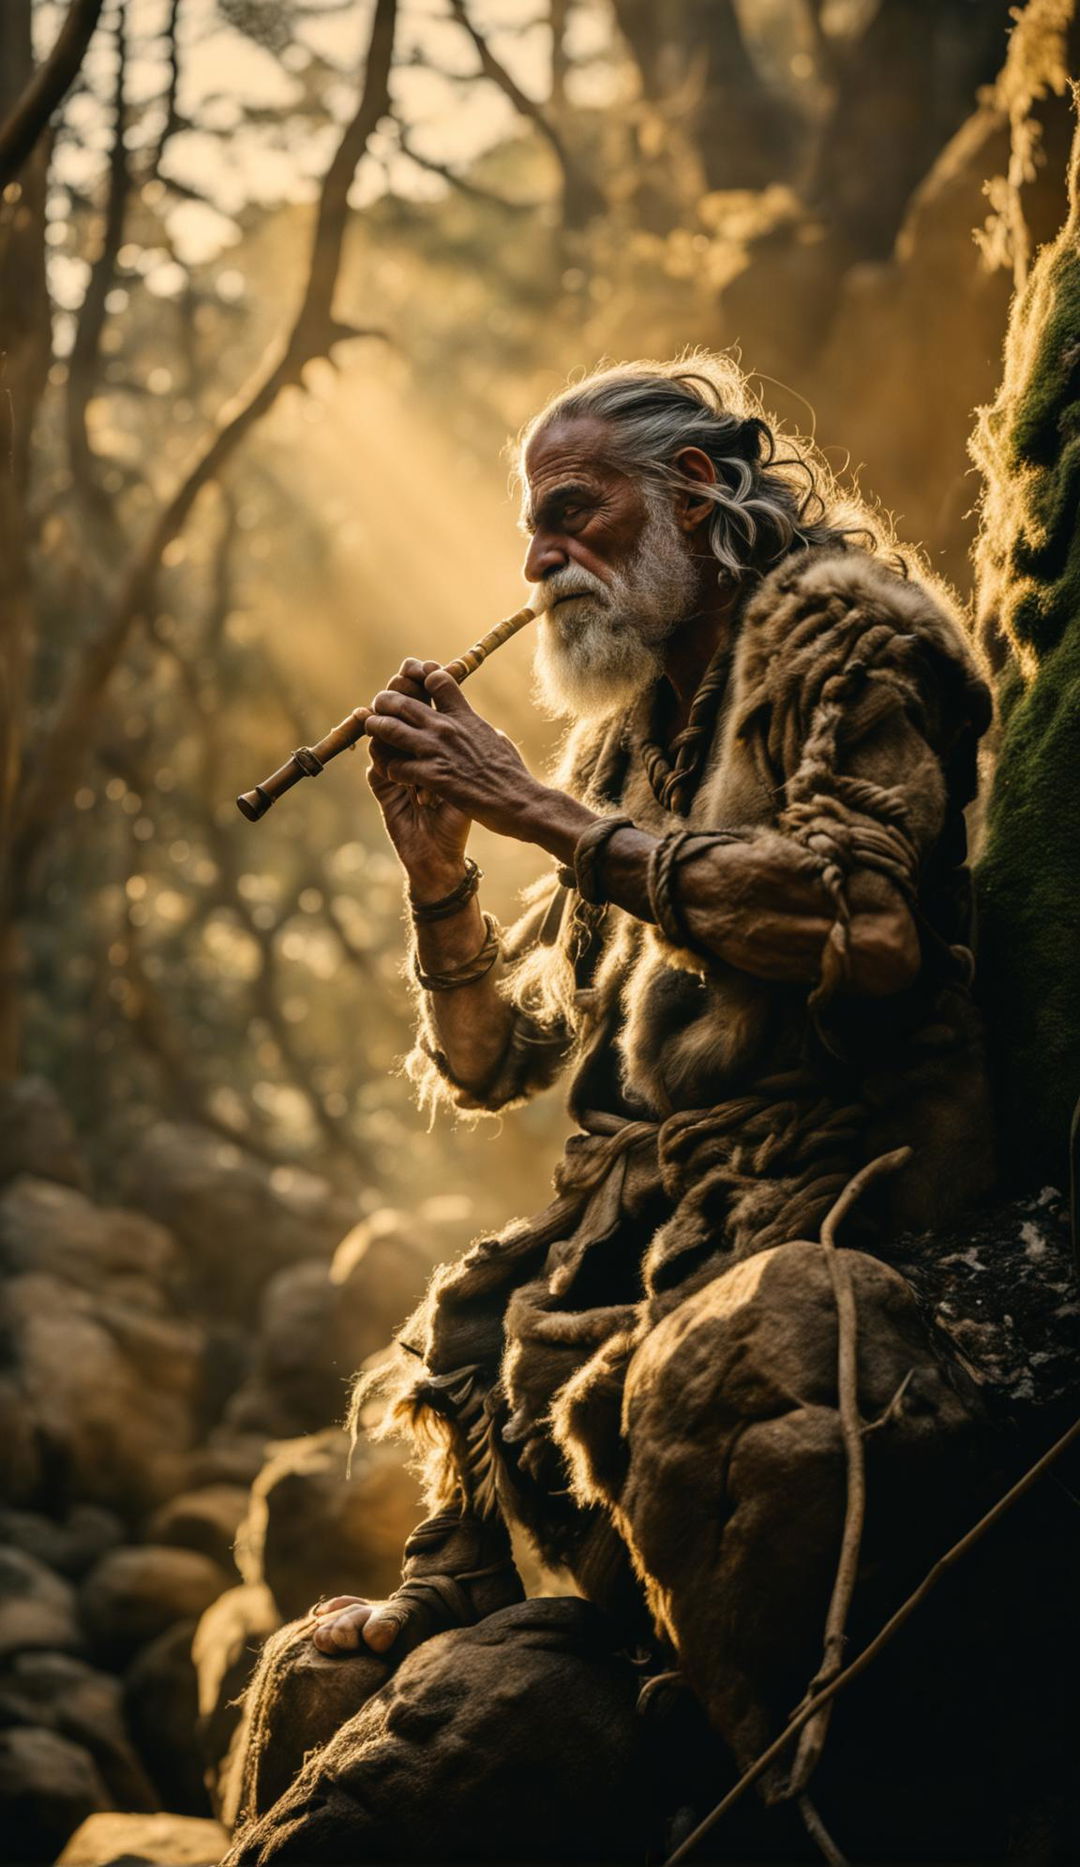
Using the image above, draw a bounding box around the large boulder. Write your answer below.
[0,1271,204,1512]
[235,1429,423,1622]
[124,1619,210,1815]
[0,1075,87,1191]
[192,1583,280,1821]
[222,1617,390,1832]
[0,1505,123,1579]
[223,1262,345,1440]
[145,1485,249,1580]
[116,1123,355,1313]
[223,1600,652,1865]
[555,1241,984,1789]
[177,1433,269,1495]
[0,1548,82,1659]
[58,1812,228,1865]
[327,1207,435,1357]
[0,1725,111,1864]
[80,1546,230,1668]
[0,1176,179,1312]
[0,1648,157,1810]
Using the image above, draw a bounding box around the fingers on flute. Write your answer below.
[370,691,433,726]
[424,667,471,712]
[365,711,427,750]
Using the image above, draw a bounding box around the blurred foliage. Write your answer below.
[1,0,1074,1226]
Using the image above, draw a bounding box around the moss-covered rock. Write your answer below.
[970,97,1080,1186]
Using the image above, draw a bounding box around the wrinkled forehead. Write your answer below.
[520,412,624,517]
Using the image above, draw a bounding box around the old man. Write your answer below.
[229,356,998,1862]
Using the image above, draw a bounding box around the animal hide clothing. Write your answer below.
[379,543,996,1625]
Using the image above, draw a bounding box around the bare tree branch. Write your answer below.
[153,0,184,174]
[397,123,537,212]
[447,0,603,228]
[15,0,398,880]
[66,3,129,520]
[0,0,105,188]
[550,0,570,111]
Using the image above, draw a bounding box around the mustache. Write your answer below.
[530,564,609,613]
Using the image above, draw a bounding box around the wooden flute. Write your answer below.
[236,603,537,822]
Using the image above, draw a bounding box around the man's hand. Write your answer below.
[308,1594,409,1656]
[365,666,545,844]
[364,659,473,897]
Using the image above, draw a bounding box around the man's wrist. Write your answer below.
[512,782,599,861]
[405,858,472,907]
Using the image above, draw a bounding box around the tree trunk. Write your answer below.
[0,0,52,1074]
[808,0,1013,260]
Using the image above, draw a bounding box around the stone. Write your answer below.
[223,1600,651,1865]
[0,1725,110,1864]
[0,1649,157,1810]
[224,1263,344,1439]
[192,1583,280,1822]
[116,1123,354,1313]
[0,1271,203,1512]
[124,1619,210,1815]
[145,1486,249,1580]
[328,1207,435,1360]
[235,1429,423,1622]
[80,1546,230,1667]
[177,1433,268,1494]
[58,1812,228,1866]
[0,1176,179,1312]
[558,1241,985,1790]
[0,1075,87,1191]
[0,1547,82,1658]
[223,1617,390,1831]
[0,1369,42,1500]
[0,1505,124,1579]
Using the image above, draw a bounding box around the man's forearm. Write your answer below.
[512,783,917,995]
[410,874,517,1095]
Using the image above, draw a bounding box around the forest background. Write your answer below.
[3,1,1080,1856]
[6,0,1075,1240]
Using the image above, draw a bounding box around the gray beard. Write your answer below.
[531,494,700,722]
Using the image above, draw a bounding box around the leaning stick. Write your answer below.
[236,604,536,822]
[662,1410,1080,1866]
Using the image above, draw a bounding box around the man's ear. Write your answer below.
[672,445,718,534]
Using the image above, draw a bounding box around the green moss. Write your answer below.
[971,109,1080,1184]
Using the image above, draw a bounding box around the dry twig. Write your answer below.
[663,1411,1080,1865]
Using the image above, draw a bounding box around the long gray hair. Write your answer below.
[517,352,888,581]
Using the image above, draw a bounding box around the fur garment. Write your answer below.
[383,542,995,1617]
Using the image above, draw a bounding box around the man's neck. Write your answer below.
[660,571,743,722]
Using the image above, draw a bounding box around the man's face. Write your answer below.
[521,415,700,719]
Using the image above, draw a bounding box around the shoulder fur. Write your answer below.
[732,546,993,785]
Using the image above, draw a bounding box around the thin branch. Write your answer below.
[153,0,184,174]
[396,123,537,211]
[0,0,105,188]
[446,0,603,227]
[787,1147,912,1799]
[65,2,129,518]
[550,0,570,111]
[663,1411,1080,1865]
[15,0,398,881]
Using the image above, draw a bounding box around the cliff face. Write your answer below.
[971,77,1080,1188]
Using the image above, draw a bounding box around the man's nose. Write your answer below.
[523,533,567,586]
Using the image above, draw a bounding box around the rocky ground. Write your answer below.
[1,1075,1076,1867]
[0,1076,438,1867]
